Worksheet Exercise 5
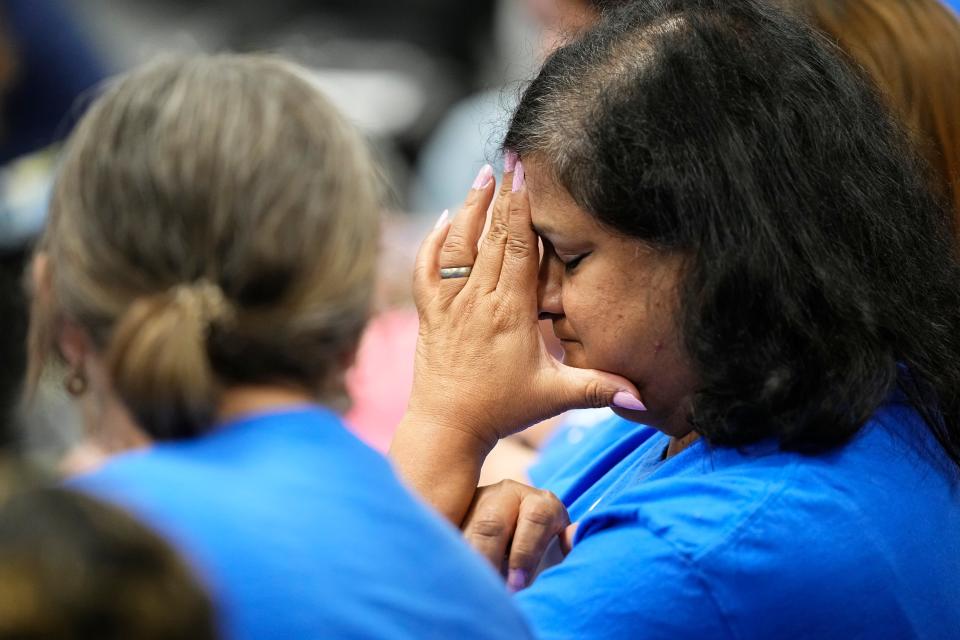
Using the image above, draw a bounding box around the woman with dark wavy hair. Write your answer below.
[391,0,960,637]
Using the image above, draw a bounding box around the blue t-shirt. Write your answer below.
[75,406,531,640]
[519,399,960,639]
[528,409,625,495]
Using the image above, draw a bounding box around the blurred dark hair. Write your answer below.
[0,482,217,640]
[587,0,632,9]
[505,0,960,466]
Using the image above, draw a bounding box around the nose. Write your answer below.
[537,254,563,319]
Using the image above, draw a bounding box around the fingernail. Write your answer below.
[504,149,518,173]
[434,209,449,230]
[506,568,529,593]
[512,161,525,193]
[472,164,494,190]
[612,391,646,411]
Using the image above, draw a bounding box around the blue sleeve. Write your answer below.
[527,421,575,489]
[529,412,640,494]
[515,522,732,640]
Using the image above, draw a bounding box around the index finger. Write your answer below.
[507,490,569,591]
[436,167,496,307]
[462,492,520,571]
[412,211,452,310]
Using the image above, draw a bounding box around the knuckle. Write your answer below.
[583,379,608,408]
[455,294,481,318]
[490,298,519,326]
[546,490,565,510]
[485,219,509,242]
[467,516,508,541]
[523,502,560,528]
[543,491,570,525]
[500,479,521,491]
[441,228,470,253]
[505,235,533,260]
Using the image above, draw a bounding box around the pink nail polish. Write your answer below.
[507,568,529,593]
[434,209,449,230]
[612,391,646,411]
[504,150,518,173]
[512,161,525,193]
[472,164,494,190]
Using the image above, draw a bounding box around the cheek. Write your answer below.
[562,282,631,361]
[563,277,675,372]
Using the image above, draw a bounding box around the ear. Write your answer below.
[58,319,92,370]
[31,252,93,369]
[30,251,50,303]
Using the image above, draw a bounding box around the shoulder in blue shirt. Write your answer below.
[74,406,531,640]
[519,400,960,639]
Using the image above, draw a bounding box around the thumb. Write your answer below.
[548,364,647,413]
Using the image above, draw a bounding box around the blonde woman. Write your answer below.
[29,55,531,639]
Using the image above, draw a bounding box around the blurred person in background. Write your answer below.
[0,0,107,164]
[414,0,621,217]
[0,0,108,467]
[0,17,212,630]
[0,481,216,640]
[29,54,531,639]
[788,0,960,223]
[391,0,960,636]
[0,250,25,447]
[0,9,24,447]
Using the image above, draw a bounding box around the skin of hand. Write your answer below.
[390,160,643,525]
[462,479,570,593]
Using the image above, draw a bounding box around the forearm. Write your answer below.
[389,414,494,525]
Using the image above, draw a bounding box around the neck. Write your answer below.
[665,431,701,458]
[217,385,317,423]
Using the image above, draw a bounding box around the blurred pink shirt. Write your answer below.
[345,308,419,452]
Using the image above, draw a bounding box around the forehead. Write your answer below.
[524,159,601,236]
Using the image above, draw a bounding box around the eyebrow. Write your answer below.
[531,223,559,239]
[532,223,582,248]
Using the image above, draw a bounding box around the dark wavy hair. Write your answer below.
[504,0,960,467]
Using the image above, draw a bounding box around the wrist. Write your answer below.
[400,402,500,454]
[389,412,496,525]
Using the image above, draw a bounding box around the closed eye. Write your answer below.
[562,253,590,273]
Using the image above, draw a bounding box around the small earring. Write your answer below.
[64,368,88,396]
